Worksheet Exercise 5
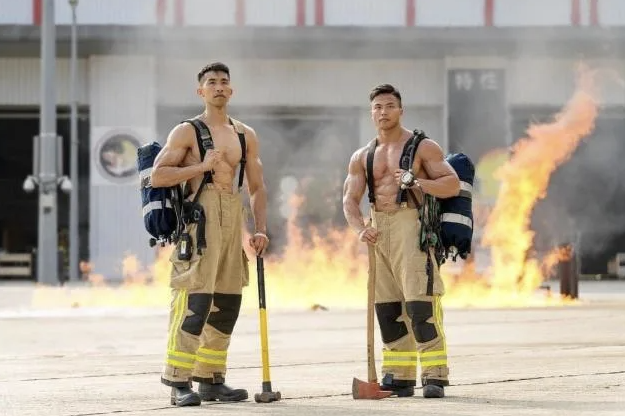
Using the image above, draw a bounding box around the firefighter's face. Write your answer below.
[197,71,233,108]
[371,94,403,131]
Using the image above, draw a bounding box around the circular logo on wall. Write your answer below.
[95,129,142,183]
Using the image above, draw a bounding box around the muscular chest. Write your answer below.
[370,143,406,181]
[187,126,242,168]
[369,142,422,181]
[212,128,242,166]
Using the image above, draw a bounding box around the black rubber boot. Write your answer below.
[422,378,447,399]
[380,374,415,397]
[170,386,201,407]
[197,374,249,402]
[423,384,444,398]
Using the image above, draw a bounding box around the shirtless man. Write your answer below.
[342,84,459,398]
[151,62,269,406]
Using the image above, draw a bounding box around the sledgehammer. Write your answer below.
[254,256,282,403]
[352,243,392,400]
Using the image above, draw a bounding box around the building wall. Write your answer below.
[88,55,156,279]
[0,58,89,106]
[3,0,625,27]
[157,59,444,108]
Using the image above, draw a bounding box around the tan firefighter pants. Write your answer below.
[161,187,250,387]
[371,207,449,387]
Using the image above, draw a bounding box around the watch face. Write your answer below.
[401,171,413,184]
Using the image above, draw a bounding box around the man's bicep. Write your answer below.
[418,140,457,179]
[154,124,192,168]
[343,153,367,202]
[244,128,265,190]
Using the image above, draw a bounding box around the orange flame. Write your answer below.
[30,65,604,311]
[478,64,598,295]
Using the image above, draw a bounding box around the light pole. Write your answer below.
[22,0,71,285]
[69,0,79,282]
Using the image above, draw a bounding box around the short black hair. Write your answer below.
[369,84,402,107]
[197,62,230,83]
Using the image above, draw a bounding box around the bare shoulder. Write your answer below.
[417,138,445,161]
[153,122,196,169]
[166,121,196,149]
[349,145,369,171]
[232,118,258,143]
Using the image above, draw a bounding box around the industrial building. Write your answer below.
[1,0,624,280]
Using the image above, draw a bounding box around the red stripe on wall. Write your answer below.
[174,0,184,26]
[156,0,166,25]
[296,0,306,26]
[406,0,416,26]
[571,0,581,25]
[315,0,324,26]
[589,0,599,26]
[484,0,494,26]
[33,0,42,25]
[235,0,246,26]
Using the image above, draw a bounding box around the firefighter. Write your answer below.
[342,84,460,398]
[151,62,269,406]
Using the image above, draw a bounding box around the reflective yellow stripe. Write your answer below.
[383,351,419,358]
[433,296,447,355]
[168,290,187,352]
[416,297,448,370]
[382,350,418,367]
[420,354,447,364]
[166,358,195,369]
[167,353,195,369]
[196,348,227,366]
[420,350,446,358]
[196,357,226,366]
[168,350,196,360]
[420,359,447,368]
[167,291,180,351]
[176,290,188,350]
[197,348,227,357]
[384,360,418,367]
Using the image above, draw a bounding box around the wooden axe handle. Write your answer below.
[367,242,377,383]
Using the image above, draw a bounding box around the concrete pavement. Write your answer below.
[0,281,624,416]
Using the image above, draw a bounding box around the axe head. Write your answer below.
[352,378,392,400]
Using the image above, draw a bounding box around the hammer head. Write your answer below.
[254,391,282,403]
[352,378,392,400]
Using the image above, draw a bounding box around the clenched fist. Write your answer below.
[202,149,223,171]
[249,232,269,256]
[358,227,379,244]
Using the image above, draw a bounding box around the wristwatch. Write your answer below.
[400,170,417,190]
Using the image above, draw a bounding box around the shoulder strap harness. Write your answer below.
[365,139,377,205]
[179,116,247,254]
[365,130,444,265]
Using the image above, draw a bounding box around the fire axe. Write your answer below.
[352,242,392,400]
[254,256,282,403]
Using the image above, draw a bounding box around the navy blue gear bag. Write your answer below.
[439,153,475,261]
[137,141,184,247]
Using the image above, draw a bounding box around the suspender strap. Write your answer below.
[397,133,417,205]
[396,130,427,205]
[184,118,215,204]
[231,118,247,191]
[365,139,377,205]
